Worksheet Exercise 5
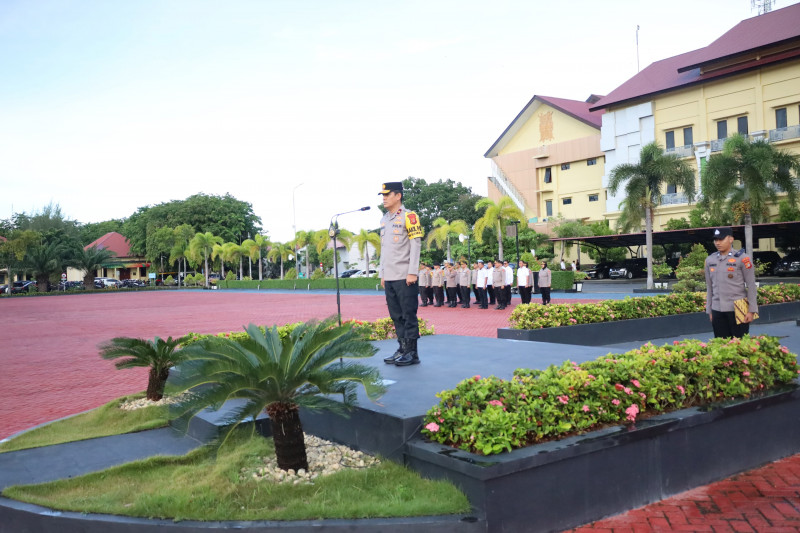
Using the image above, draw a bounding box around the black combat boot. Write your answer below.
[383,338,406,364]
[395,338,420,366]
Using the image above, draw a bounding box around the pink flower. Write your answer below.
[425,422,439,432]
[582,405,590,412]
[699,342,707,348]
[625,404,639,422]
[612,399,620,406]
[557,395,569,405]
[631,379,641,388]
[639,392,647,400]
[742,371,750,376]
[624,387,633,395]
[781,346,790,354]
[673,340,680,345]
[677,385,685,395]
[488,400,503,407]
[742,358,748,364]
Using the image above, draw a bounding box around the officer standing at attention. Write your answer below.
[445,262,458,307]
[431,263,444,307]
[476,260,487,308]
[458,260,471,308]
[471,261,480,304]
[418,263,429,307]
[538,260,552,305]
[492,259,506,309]
[485,260,495,305]
[379,182,424,366]
[704,227,758,338]
[423,263,434,306]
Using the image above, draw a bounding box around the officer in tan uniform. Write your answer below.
[418,264,429,307]
[492,259,506,309]
[445,262,458,307]
[471,262,480,304]
[379,182,424,366]
[431,263,444,307]
[704,227,758,338]
[458,260,472,308]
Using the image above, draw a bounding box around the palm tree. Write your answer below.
[99,336,189,401]
[426,218,468,263]
[608,141,696,289]
[188,232,223,288]
[171,318,385,471]
[267,241,292,279]
[473,197,524,261]
[26,241,69,292]
[71,245,116,290]
[241,238,256,279]
[702,133,800,256]
[352,229,381,274]
[293,230,312,279]
[222,241,245,280]
[211,242,228,280]
[170,224,195,287]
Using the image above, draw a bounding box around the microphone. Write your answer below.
[360,206,371,211]
[333,206,371,218]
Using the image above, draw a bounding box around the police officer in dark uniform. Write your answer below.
[704,227,758,338]
[379,182,424,366]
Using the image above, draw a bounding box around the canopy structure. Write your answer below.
[548,221,800,249]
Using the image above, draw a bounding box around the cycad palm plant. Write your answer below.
[99,335,189,401]
[71,245,116,290]
[171,318,385,471]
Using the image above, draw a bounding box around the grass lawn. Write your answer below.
[0,393,168,453]
[3,429,470,521]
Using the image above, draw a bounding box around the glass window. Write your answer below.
[561,163,570,170]
[544,167,552,183]
[776,108,788,129]
[665,131,675,149]
[587,158,596,166]
[588,194,599,202]
[667,184,677,194]
[562,197,572,205]
[545,200,553,217]
[717,120,727,140]
[737,116,748,135]
[683,127,693,146]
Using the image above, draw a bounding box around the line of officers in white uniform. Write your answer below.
[417,259,547,310]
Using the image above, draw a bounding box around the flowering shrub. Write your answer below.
[183,317,434,346]
[422,335,798,455]
[509,284,800,330]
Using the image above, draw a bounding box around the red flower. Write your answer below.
[614,383,624,391]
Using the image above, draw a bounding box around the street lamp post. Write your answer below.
[512,220,521,265]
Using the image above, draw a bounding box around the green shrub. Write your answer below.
[672,243,707,293]
[225,271,236,281]
[285,267,298,280]
[165,275,175,285]
[550,271,574,290]
[311,269,326,280]
[508,285,800,330]
[422,335,798,455]
[184,274,195,286]
[195,274,205,286]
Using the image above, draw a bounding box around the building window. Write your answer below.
[665,131,675,149]
[588,194,599,202]
[544,167,552,183]
[561,163,570,170]
[667,184,677,194]
[562,197,572,205]
[776,108,788,129]
[717,120,727,140]
[545,200,553,217]
[683,127,693,146]
[737,116,748,135]
[587,158,596,166]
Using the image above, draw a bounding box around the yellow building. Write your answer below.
[484,95,606,236]
[591,3,800,239]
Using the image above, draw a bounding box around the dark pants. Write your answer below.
[384,279,420,339]
[472,284,479,302]
[477,287,487,308]
[456,284,463,303]
[460,285,471,307]
[426,286,434,304]
[495,286,506,307]
[504,285,512,306]
[433,286,444,306]
[519,286,532,304]
[446,287,457,306]
[711,309,750,339]
[540,287,551,305]
[487,285,495,304]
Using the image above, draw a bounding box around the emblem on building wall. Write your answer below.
[539,111,554,142]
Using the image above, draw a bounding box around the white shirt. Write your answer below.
[504,265,513,285]
[477,267,488,287]
[517,267,530,287]
[484,265,493,286]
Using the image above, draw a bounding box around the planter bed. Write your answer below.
[405,384,800,533]
[498,301,800,346]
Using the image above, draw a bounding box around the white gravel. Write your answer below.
[118,394,187,411]
[240,433,381,485]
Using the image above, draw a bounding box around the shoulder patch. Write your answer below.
[405,211,424,239]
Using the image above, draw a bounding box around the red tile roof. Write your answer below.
[591,2,800,111]
[84,232,131,257]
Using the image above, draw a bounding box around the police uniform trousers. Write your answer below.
[477,287,487,308]
[504,285,512,306]
[433,286,444,306]
[460,285,470,307]
[711,309,750,339]
[519,286,532,304]
[487,286,495,304]
[426,286,434,305]
[418,285,429,305]
[540,287,551,305]
[446,286,458,306]
[384,280,420,339]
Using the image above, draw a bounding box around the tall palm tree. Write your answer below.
[352,229,381,274]
[211,242,228,280]
[241,238,257,279]
[99,336,189,401]
[71,245,116,290]
[473,197,524,261]
[608,141,696,289]
[170,224,195,287]
[171,319,385,471]
[26,241,69,292]
[426,218,468,263]
[293,230,312,279]
[702,133,800,256]
[267,241,292,279]
[188,232,223,288]
[222,241,244,280]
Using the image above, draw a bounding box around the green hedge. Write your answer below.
[550,271,574,290]
[422,335,798,455]
[218,278,382,290]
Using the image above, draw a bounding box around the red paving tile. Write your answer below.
[3,290,800,532]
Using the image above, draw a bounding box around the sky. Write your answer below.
[2,0,798,242]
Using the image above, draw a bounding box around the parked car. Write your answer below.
[340,269,360,278]
[53,280,84,291]
[774,251,800,276]
[10,280,37,294]
[95,277,121,288]
[350,269,378,278]
[751,251,782,276]
[586,261,615,280]
[121,279,147,288]
[609,258,648,279]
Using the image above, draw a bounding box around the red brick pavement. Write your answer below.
[2,290,799,531]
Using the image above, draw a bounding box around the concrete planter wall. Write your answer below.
[406,385,800,533]
[498,301,800,346]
